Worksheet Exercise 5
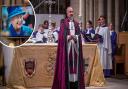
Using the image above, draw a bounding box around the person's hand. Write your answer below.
[67,35,72,41]
[67,35,77,43]
[72,35,77,43]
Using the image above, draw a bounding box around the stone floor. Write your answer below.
[0,78,128,89]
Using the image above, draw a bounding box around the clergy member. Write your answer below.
[52,6,85,89]
[108,23,117,58]
[83,20,95,35]
[96,16,112,77]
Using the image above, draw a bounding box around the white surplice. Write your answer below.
[96,26,112,69]
[67,20,79,82]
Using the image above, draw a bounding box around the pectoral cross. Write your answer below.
[69,20,75,35]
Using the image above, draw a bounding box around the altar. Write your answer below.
[2,43,105,88]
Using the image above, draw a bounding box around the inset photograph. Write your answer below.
[0,0,35,47]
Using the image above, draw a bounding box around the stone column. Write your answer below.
[98,0,104,17]
[70,0,79,21]
[80,0,86,29]
[115,0,119,33]
[71,0,86,29]
[86,0,89,22]
[107,0,112,24]
[89,0,94,21]
[94,0,99,28]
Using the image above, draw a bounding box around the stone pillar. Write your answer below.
[86,0,89,22]
[89,0,94,21]
[70,0,79,21]
[94,0,99,28]
[98,0,104,17]
[115,0,119,33]
[107,0,112,24]
[71,0,86,29]
[80,0,86,29]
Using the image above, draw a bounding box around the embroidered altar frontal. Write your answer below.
[7,44,105,87]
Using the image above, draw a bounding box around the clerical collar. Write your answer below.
[87,27,93,31]
[101,24,106,27]
[110,30,114,32]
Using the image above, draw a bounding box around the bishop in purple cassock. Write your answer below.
[52,7,85,89]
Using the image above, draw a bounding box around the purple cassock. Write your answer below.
[52,18,85,89]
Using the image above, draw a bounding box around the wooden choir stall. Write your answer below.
[118,32,128,75]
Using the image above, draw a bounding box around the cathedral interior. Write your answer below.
[0,0,128,89]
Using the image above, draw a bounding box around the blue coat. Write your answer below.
[83,28,95,35]
[32,31,38,38]
[9,24,33,37]
[110,31,117,56]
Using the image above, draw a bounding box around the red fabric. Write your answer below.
[52,18,85,89]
